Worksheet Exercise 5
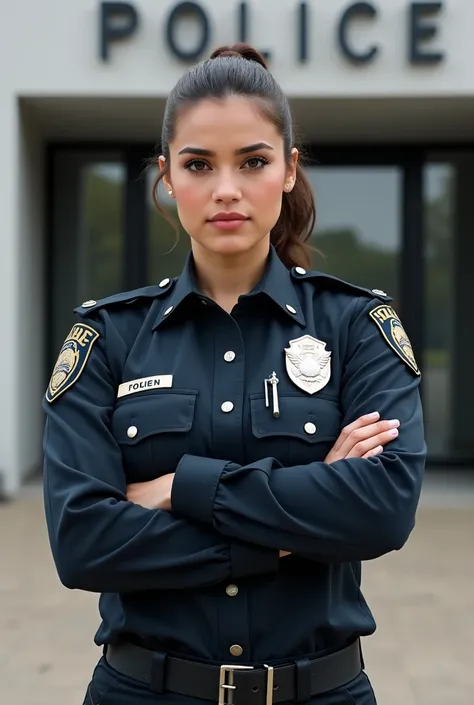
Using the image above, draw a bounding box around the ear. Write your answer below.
[283,148,299,193]
[159,156,174,197]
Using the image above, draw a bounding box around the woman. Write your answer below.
[43,44,426,705]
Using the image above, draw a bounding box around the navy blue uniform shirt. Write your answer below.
[43,246,426,664]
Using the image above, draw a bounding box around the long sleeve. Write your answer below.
[171,297,426,563]
[43,315,279,594]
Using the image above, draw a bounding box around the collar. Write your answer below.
[152,251,196,330]
[242,245,306,326]
[152,245,306,329]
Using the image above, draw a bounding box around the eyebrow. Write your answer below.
[177,142,274,156]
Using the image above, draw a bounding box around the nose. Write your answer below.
[212,171,242,203]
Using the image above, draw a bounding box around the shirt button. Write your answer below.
[295,267,307,275]
[159,278,170,287]
[226,584,239,597]
[286,304,297,314]
[224,351,236,362]
[304,422,317,435]
[221,401,234,413]
[127,426,138,439]
[229,645,243,657]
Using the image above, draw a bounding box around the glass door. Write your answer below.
[306,166,402,302]
[48,150,126,364]
[423,152,474,462]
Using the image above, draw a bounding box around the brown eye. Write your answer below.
[186,160,209,172]
[244,157,269,170]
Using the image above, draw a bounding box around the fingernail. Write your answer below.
[388,428,399,437]
[388,419,400,428]
[368,412,380,419]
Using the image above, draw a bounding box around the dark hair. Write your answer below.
[152,43,316,269]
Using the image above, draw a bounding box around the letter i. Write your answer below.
[298,2,309,63]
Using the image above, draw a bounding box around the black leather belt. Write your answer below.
[105,638,363,705]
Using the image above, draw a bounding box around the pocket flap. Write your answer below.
[250,394,341,444]
[112,390,197,445]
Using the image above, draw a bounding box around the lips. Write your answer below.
[207,212,250,231]
[209,212,248,222]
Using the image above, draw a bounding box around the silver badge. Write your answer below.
[285,335,332,395]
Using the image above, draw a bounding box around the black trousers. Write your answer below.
[83,656,377,705]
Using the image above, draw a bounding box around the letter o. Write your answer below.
[165,2,210,61]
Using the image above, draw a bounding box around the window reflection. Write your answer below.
[423,163,454,457]
[50,153,125,364]
[80,163,125,300]
[308,167,401,305]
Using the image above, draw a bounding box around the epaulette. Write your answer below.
[290,267,393,302]
[74,279,176,317]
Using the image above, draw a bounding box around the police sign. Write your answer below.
[99,1,445,66]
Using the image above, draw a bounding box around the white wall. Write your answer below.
[3,0,473,98]
[0,100,45,498]
[0,96,21,497]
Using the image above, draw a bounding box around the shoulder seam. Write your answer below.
[290,268,392,301]
[73,280,176,317]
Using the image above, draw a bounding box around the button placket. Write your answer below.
[211,318,250,662]
[211,319,245,461]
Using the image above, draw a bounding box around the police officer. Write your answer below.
[43,44,426,705]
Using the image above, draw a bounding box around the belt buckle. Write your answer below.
[218,664,274,705]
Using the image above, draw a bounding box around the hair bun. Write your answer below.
[210,43,268,70]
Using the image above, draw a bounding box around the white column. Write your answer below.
[0,94,22,497]
[0,97,45,498]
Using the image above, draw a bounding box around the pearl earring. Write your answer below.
[285,182,292,191]
[168,189,173,196]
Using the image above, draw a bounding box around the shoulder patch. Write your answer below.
[369,305,420,376]
[46,324,100,403]
[291,269,392,302]
[74,281,176,317]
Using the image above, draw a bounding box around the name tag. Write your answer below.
[117,375,173,398]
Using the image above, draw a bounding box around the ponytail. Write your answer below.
[271,162,315,269]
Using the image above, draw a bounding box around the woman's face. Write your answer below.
[160,95,298,260]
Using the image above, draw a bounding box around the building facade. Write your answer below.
[1,0,473,496]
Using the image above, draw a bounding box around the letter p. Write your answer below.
[100,2,139,61]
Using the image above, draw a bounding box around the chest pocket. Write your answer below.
[249,394,341,466]
[111,390,198,481]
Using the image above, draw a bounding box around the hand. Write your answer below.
[324,412,400,464]
[126,474,175,511]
